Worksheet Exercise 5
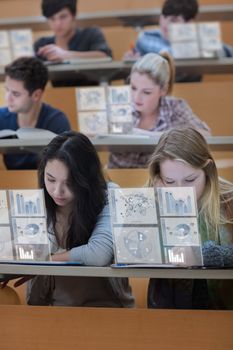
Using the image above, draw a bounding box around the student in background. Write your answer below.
[147,128,233,309]
[35,0,112,62]
[108,52,210,168]
[0,56,70,170]
[126,0,199,59]
[26,131,134,307]
[124,0,233,81]
[124,0,200,82]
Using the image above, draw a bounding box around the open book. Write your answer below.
[0,128,57,140]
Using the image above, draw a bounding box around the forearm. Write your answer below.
[64,50,108,59]
[202,240,233,267]
[69,204,114,266]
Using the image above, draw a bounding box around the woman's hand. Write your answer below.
[51,251,70,261]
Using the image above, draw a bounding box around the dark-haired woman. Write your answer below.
[27,131,134,307]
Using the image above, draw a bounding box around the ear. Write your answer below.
[31,89,43,102]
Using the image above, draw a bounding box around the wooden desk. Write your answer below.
[0,136,232,154]
[92,135,233,153]
[0,4,232,30]
[0,58,233,84]
[0,264,232,281]
[0,138,51,154]
[0,306,232,350]
[33,58,233,83]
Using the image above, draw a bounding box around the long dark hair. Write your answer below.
[38,131,107,249]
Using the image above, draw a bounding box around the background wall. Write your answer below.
[0,0,233,17]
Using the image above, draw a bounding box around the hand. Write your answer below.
[51,250,69,261]
[122,49,140,61]
[37,44,70,62]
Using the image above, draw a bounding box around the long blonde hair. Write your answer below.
[130,51,175,94]
[148,128,233,240]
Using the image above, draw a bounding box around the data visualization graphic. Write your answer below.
[113,226,162,264]
[109,188,158,225]
[109,187,203,266]
[10,190,45,216]
[0,189,50,262]
[157,187,197,216]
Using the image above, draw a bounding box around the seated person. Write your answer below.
[22,131,134,307]
[147,127,233,310]
[0,56,71,170]
[130,0,198,58]
[108,52,210,168]
[35,0,112,62]
[125,0,200,82]
[125,0,233,82]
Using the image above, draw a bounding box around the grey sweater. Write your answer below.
[27,201,135,307]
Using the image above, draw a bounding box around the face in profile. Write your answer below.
[44,159,74,209]
[159,14,186,40]
[130,72,166,117]
[5,76,35,114]
[48,7,75,38]
[158,158,206,201]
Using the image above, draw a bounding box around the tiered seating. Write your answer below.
[0,2,232,348]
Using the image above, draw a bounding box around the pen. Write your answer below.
[130,42,137,54]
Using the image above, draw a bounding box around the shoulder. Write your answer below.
[0,107,11,117]
[39,103,70,129]
[71,27,110,54]
[107,181,119,190]
[162,96,189,109]
[40,103,66,117]
[82,26,104,35]
[0,108,15,125]
[74,27,104,39]
[97,182,119,217]
[105,182,119,205]
[139,29,162,39]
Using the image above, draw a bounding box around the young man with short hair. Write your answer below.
[34,0,112,62]
[125,0,198,58]
[125,0,233,61]
[0,56,71,170]
[124,0,200,82]
[135,0,199,56]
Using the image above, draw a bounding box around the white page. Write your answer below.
[16,128,57,140]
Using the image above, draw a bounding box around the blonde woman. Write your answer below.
[147,127,233,309]
[108,52,210,168]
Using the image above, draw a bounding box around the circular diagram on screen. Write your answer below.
[25,223,40,236]
[124,230,152,258]
[174,223,191,238]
